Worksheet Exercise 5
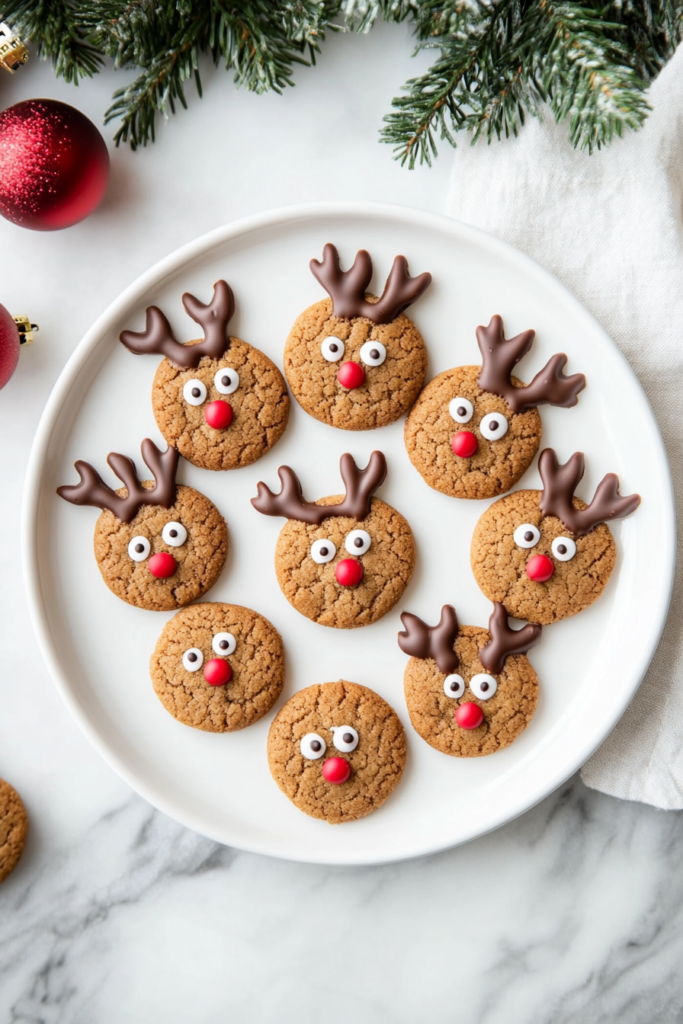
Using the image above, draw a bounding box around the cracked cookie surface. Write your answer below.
[267,680,407,823]
[151,603,284,732]
[0,779,27,884]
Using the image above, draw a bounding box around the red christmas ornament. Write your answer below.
[526,553,554,583]
[203,658,232,687]
[321,757,351,785]
[451,430,478,458]
[335,558,364,588]
[0,304,20,389]
[204,400,233,429]
[0,99,109,230]
[337,361,366,390]
[455,703,484,730]
[148,552,177,579]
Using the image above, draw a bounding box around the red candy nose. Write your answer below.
[322,757,351,784]
[451,430,478,458]
[205,400,233,429]
[148,552,177,578]
[455,702,484,730]
[337,361,366,390]
[203,658,232,686]
[526,553,554,582]
[335,558,364,588]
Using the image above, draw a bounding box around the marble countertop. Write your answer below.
[1,20,679,1023]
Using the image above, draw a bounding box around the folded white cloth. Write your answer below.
[446,48,683,809]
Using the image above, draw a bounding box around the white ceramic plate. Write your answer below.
[23,203,674,865]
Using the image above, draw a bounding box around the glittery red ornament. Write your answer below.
[0,99,109,231]
[0,303,20,389]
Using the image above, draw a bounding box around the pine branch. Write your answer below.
[2,0,102,81]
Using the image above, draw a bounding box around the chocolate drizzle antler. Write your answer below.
[398,605,461,674]
[310,243,432,325]
[57,439,179,524]
[478,603,542,675]
[538,448,641,538]
[251,451,387,525]
[476,315,586,413]
[119,280,235,370]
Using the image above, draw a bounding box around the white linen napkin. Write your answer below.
[445,47,683,809]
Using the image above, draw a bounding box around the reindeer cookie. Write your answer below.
[120,281,290,471]
[399,603,541,757]
[150,603,284,732]
[284,244,432,430]
[251,451,415,629]
[0,779,28,884]
[471,449,640,624]
[267,681,407,823]
[405,315,586,499]
[57,439,228,611]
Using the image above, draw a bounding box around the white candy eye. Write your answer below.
[345,529,371,555]
[212,632,236,656]
[213,367,239,395]
[331,726,359,752]
[479,411,509,441]
[162,521,187,547]
[311,538,336,564]
[470,673,497,700]
[443,674,465,699]
[182,648,204,672]
[552,536,577,562]
[321,336,345,362]
[514,524,541,548]
[360,341,386,367]
[183,379,207,406]
[128,536,150,561]
[300,733,326,759]
[449,397,473,424]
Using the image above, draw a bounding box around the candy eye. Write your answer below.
[552,536,577,562]
[182,648,204,672]
[161,521,187,547]
[183,379,207,406]
[345,529,371,555]
[311,538,336,564]
[300,733,326,759]
[128,536,150,561]
[212,632,236,656]
[214,367,239,395]
[513,524,541,548]
[331,726,359,752]
[360,341,386,367]
[470,673,497,700]
[449,397,473,424]
[479,412,509,441]
[443,674,465,699]
[321,336,345,362]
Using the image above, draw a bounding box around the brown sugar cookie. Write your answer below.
[405,315,586,499]
[252,451,415,629]
[470,449,640,625]
[284,244,431,430]
[58,439,228,611]
[121,281,289,471]
[267,680,407,823]
[399,603,541,757]
[0,779,28,883]
[150,603,284,732]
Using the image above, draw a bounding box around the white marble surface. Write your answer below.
[0,20,678,1022]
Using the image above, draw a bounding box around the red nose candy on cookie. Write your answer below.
[203,658,232,686]
[455,703,484,730]
[451,431,478,458]
[205,400,233,430]
[322,757,351,784]
[337,361,366,390]
[335,558,364,587]
[148,552,177,578]
[526,553,555,583]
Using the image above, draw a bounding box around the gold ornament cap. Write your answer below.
[13,315,38,345]
[0,23,29,73]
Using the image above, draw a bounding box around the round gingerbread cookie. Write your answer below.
[283,244,431,431]
[0,779,28,884]
[151,603,284,732]
[267,681,407,823]
[121,281,290,471]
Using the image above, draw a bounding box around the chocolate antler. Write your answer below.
[251,451,387,525]
[478,603,542,674]
[538,448,641,538]
[398,605,460,674]
[310,243,431,325]
[476,315,586,413]
[119,280,235,370]
[57,439,179,524]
